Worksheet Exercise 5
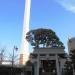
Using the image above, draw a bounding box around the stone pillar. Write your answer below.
[55,54,60,75]
[36,61,39,75]
[34,62,37,75]
[36,51,40,75]
[59,60,62,74]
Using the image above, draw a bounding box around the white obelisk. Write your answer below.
[20,0,31,65]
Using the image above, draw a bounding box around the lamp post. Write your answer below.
[11,46,18,75]
[12,46,18,66]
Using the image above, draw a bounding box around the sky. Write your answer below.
[0,0,75,56]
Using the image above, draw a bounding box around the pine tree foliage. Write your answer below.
[26,28,64,48]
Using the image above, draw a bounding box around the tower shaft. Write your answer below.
[20,0,31,65]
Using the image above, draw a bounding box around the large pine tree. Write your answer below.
[26,28,64,48]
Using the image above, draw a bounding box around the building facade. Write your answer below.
[68,37,75,53]
[68,37,75,75]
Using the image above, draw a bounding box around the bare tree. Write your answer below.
[0,48,4,64]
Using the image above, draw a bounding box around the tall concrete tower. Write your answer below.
[20,0,31,65]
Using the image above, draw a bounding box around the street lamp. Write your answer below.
[11,46,18,75]
[12,46,18,66]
